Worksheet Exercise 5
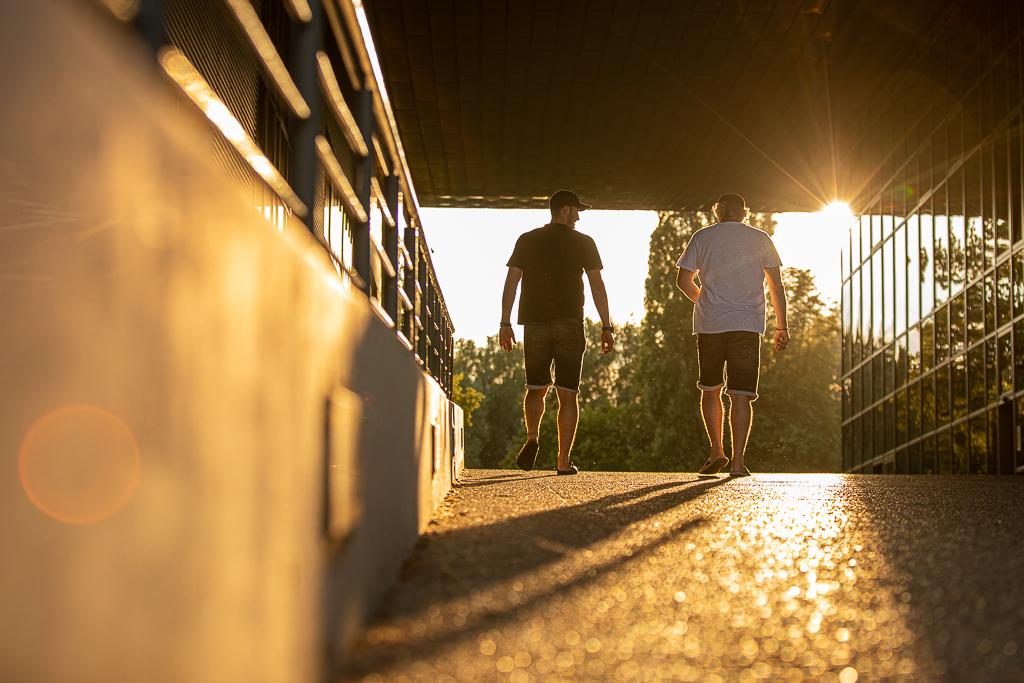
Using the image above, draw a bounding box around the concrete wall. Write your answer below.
[0,2,462,680]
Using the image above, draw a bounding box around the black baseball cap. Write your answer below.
[715,193,747,211]
[549,189,591,212]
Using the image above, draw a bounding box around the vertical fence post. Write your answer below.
[134,0,165,55]
[417,235,428,364]
[288,1,323,225]
[352,86,374,294]
[384,174,400,320]
[405,221,421,362]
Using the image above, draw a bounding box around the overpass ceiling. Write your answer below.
[364,0,984,212]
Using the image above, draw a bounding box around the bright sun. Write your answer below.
[770,201,856,305]
[818,201,855,232]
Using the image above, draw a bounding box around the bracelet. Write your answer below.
[602,325,614,331]
[500,322,512,327]
[777,327,788,331]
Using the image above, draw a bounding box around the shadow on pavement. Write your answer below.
[455,472,555,488]
[342,476,729,678]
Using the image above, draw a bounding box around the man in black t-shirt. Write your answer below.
[499,189,615,475]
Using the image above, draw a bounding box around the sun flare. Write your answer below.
[819,201,856,232]
[769,201,856,305]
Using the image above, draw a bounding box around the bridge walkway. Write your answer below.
[345,470,1024,682]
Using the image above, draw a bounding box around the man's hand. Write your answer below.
[499,325,517,351]
[600,329,614,354]
[773,328,790,351]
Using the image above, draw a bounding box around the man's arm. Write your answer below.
[675,268,701,303]
[586,269,614,354]
[764,266,790,351]
[499,267,522,351]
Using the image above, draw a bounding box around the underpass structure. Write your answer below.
[1,1,1023,681]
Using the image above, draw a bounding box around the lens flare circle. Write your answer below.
[18,405,141,524]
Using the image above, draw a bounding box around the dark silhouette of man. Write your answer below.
[499,190,614,475]
[675,193,789,477]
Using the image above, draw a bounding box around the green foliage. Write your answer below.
[751,269,842,471]
[457,211,841,473]
[455,337,527,468]
[452,372,483,427]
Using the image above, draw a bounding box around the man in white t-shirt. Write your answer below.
[675,193,789,477]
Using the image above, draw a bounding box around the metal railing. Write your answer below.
[98,0,454,395]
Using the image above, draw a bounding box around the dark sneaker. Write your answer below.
[556,464,579,475]
[516,440,539,471]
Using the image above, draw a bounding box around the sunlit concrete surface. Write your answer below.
[344,471,1024,681]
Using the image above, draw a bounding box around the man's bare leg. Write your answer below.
[515,387,548,470]
[554,387,579,470]
[700,388,726,459]
[728,394,754,473]
[524,387,548,441]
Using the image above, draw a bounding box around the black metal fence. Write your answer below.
[840,0,1024,474]
[99,0,454,395]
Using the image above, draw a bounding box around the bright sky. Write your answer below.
[420,206,850,344]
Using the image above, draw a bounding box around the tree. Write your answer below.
[455,337,529,468]
[626,211,710,470]
[752,268,841,471]
[452,372,483,427]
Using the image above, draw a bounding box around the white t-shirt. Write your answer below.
[676,222,783,335]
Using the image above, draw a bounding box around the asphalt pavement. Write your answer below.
[344,470,1024,682]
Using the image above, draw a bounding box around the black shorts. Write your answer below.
[523,319,586,392]
[696,331,761,399]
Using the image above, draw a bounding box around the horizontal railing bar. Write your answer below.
[222,0,310,119]
[397,239,411,261]
[158,47,307,216]
[315,135,367,222]
[395,330,413,351]
[371,134,390,175]
[371,238,396,279]
[316,51,368,157]
[283,0,312,22]
[398,287,414,312]
[370,177,395,228]
[368,297,394,328]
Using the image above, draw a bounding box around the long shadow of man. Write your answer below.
[344,476,730,676]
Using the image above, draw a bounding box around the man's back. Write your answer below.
[677,221,782,334]
[507,224,602,324]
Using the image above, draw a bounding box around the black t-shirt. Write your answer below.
[506,223,603,324]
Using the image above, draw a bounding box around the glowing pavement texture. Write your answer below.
[345,471,1024,682]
